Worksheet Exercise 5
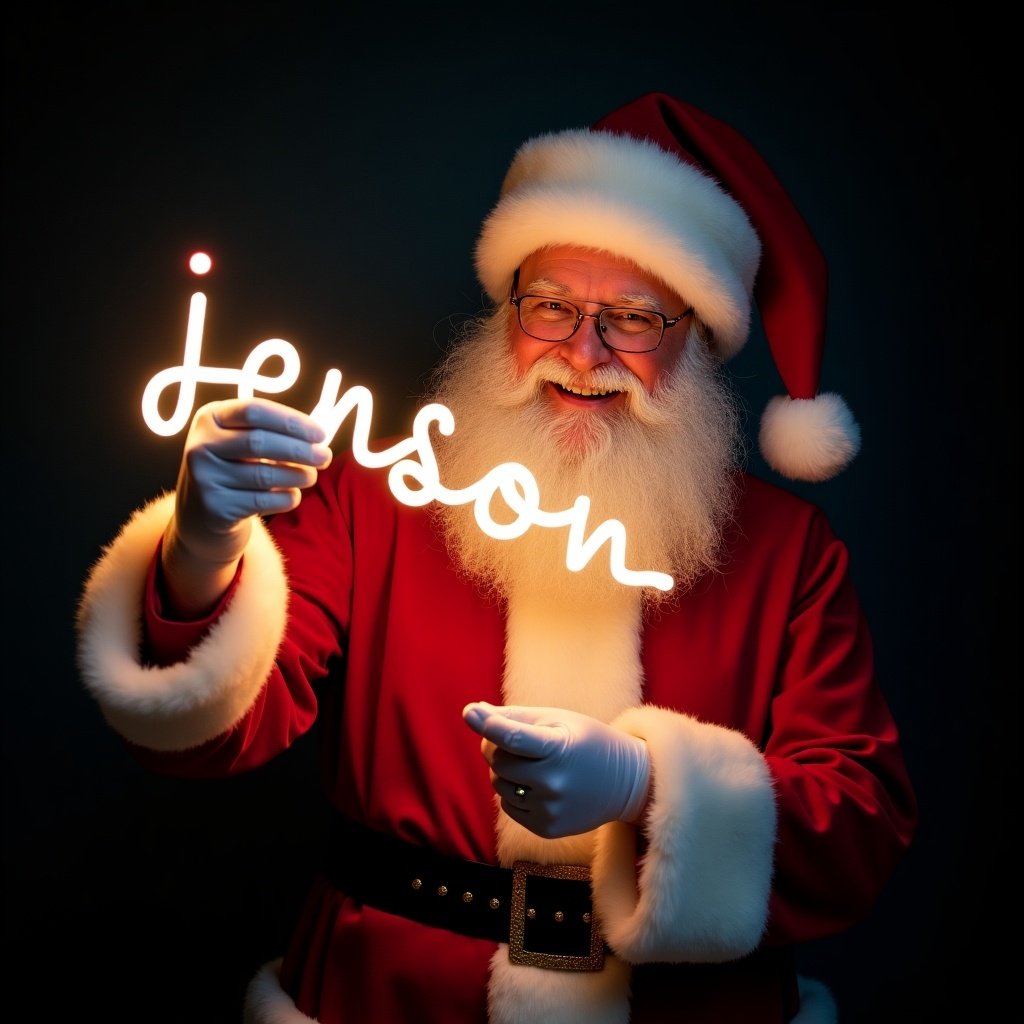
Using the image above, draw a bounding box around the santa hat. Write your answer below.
[474,91,860,482]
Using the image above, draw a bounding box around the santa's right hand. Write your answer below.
[172,397,332,567]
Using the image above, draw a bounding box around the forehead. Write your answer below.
[519,245,682,308]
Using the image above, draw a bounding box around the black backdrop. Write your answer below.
[4,5,1017,1021]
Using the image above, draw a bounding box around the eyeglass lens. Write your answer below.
[517,296,663,352]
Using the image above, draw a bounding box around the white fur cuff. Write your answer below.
[75,492,289,752]
[591,705,777,963]
[243,959,316,1024]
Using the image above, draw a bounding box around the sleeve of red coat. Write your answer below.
[74,482,353,776]
[759,508,918,940]
[590,508,917,962]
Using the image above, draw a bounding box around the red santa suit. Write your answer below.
[75,449,917,1024]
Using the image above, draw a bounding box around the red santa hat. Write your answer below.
[474,91,860,482]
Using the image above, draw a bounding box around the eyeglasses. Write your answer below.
[509,268,693,354]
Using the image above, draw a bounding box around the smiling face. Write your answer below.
[510,245,693,407]
[425,244,741,606]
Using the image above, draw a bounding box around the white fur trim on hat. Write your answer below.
[759,392,862,482]
[591,704,776,963]
[475,128,760,357]
[75,491,288,751]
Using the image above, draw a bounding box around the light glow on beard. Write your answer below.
[425,309,745,609]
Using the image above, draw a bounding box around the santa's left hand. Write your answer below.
[462,701,651,839]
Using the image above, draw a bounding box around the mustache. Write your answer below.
[499,352,643,408]
[509,351,683,432]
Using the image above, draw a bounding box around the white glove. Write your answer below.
[462,701,650,839]
[163,397,331,615]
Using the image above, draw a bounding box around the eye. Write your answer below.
[604,308,661,333]
[522,296,576,321]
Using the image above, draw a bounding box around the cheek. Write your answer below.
[510,335,549,376]
[618,353,664,394]
[641,338,687,391]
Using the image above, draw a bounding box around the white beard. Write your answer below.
[424,309,744,612]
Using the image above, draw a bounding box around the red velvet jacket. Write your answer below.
[76,451,917,1024]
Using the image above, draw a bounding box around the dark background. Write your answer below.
[3,4,1017,1021]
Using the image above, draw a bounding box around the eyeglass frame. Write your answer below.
[509,268,694,354]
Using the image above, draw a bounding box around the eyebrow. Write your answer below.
[525,276,665,311]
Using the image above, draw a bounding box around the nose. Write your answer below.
[560,313,614,371]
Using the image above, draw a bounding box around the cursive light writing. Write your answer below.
[142,288,674,592]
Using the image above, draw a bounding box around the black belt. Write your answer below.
[325,812,605,971]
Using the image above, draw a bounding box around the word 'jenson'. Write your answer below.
[141,291,674,592]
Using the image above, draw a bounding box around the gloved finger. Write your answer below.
[479,737,497,766]
[498,792,559,838]
[190,422,332,472]
[487,749,551,793]
[481,740,550,794]
[200,433,331,472]
[190,448,320,494]
[179,461,308,530]
[462,702,563,758]
[465,701,548,727]
[192,485,304,525]
[206,397,327,444]
[489,770,533,809]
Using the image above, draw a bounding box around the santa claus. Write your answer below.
[75,92,917,1023]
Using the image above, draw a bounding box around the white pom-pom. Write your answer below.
[758,392,861,482]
